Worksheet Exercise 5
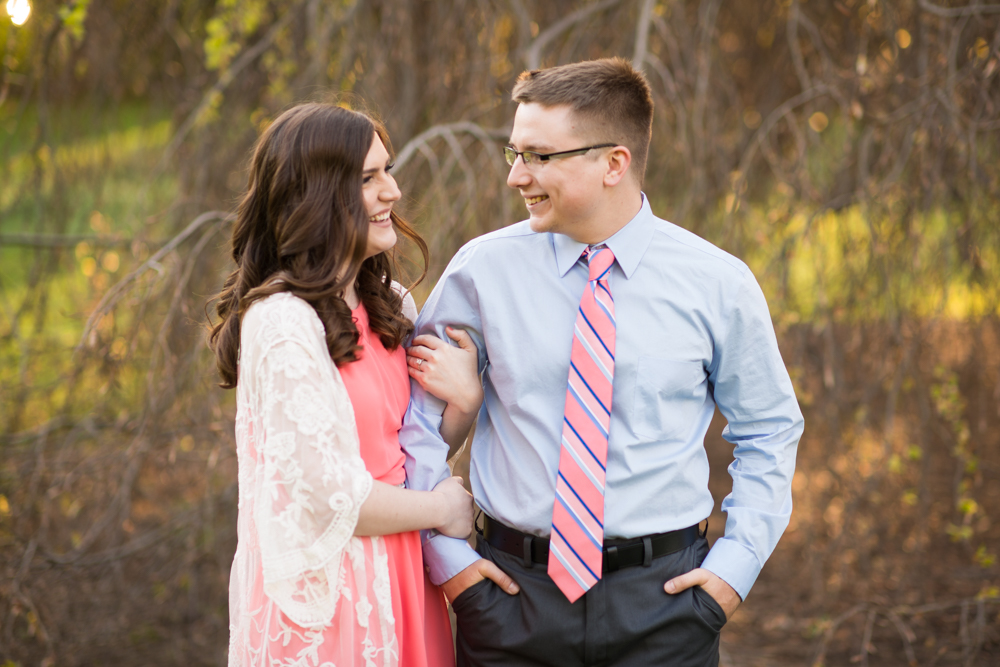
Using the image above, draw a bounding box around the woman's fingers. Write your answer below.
[411,333,444,349]
[406,365,427,383]
[406,344,432,360]
[445,326,476,350]
[406,344,433,371]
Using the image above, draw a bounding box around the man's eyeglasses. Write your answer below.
[503,143,617,167]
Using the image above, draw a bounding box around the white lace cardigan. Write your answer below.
[228,288,417,667]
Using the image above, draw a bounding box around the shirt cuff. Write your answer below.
[422,532,480,586]
[700,537,762,601]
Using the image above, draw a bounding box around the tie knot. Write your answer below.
[585,246,615,282]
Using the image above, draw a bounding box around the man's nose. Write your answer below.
[506,157,531,189]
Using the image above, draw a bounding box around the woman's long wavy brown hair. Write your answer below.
[208,102,428,388]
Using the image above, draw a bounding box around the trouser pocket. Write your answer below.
[691,585,727,633]
[455,536,585,667]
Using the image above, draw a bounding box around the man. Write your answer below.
[400,57,803,666]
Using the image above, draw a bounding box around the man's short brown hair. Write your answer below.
[511,57,654,184]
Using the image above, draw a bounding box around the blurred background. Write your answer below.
[1,0,998,664]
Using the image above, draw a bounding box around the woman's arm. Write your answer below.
[244,295,473,628]
[355,475,472,537]
[406,327,484,457]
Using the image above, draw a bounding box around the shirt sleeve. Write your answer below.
[700,270,804,600]
[244,298,373,626]
[398,248,482,584]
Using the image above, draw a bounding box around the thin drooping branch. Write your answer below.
[919,0,1000,17]
[524,0,621,70]
[0,234,134,248]
[632,0,656,72]
[145,0,315,193]
[394,121,508,171]
[787,1,813,93]
[690,0,722,203]
[729,85,831,215]
[77,210,233,350]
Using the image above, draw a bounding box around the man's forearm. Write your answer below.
[423,532,482,586]
[440,402,479,459]
[399,391,481,583]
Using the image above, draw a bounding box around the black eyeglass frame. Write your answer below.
[503,143,618,167]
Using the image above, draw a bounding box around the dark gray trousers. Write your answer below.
[452,533,726,667]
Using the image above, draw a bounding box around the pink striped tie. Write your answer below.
[548,245,616,603]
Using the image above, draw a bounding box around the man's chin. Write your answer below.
[528,216,556,234]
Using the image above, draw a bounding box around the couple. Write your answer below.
[210,58,803,667]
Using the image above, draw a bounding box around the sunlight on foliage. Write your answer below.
[6,0,29,26]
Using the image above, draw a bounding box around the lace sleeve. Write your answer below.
[243,294,373,627]
[392,280,418,324]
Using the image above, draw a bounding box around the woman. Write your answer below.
[209,102,482,666]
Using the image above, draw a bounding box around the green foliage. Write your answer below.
[930,367,987,554]
[730,199,1000,322]
[204,0,269,71]
[58,0,91,42]
[974,546,996,568]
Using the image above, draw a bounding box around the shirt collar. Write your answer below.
[552,193,656,279]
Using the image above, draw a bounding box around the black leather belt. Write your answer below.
[481,514,705,573]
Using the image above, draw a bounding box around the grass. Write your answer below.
[1,101,176,236]
[1,102,181,430]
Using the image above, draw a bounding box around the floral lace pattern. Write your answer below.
[228,289,415,666]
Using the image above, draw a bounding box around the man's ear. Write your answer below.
[603,146,632,187]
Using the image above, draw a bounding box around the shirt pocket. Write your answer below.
[631,356,707,441]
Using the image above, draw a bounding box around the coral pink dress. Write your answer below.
[228,291,454,667]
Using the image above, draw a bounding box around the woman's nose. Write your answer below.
[382,174,401,202]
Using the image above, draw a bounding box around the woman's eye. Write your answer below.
[363,176,373,184]
[385,162,395,173]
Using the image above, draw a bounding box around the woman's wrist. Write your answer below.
[427,489,449,530]
[447,387,484,417]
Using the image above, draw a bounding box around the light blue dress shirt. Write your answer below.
[399,195,803,599]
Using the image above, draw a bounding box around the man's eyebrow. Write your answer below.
[507,141,556,152]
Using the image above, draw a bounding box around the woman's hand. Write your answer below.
[432,475,474,539]
[407,327,483,415]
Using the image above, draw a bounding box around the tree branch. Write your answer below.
[394,122,508,172]
[632,0,656,72]
[77,210,233,350]
[919,0,1000,17]
[0,234,134,248]
[525,0,621,70]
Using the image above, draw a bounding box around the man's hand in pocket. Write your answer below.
[664,568,741,619]
[441,559,520,603]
